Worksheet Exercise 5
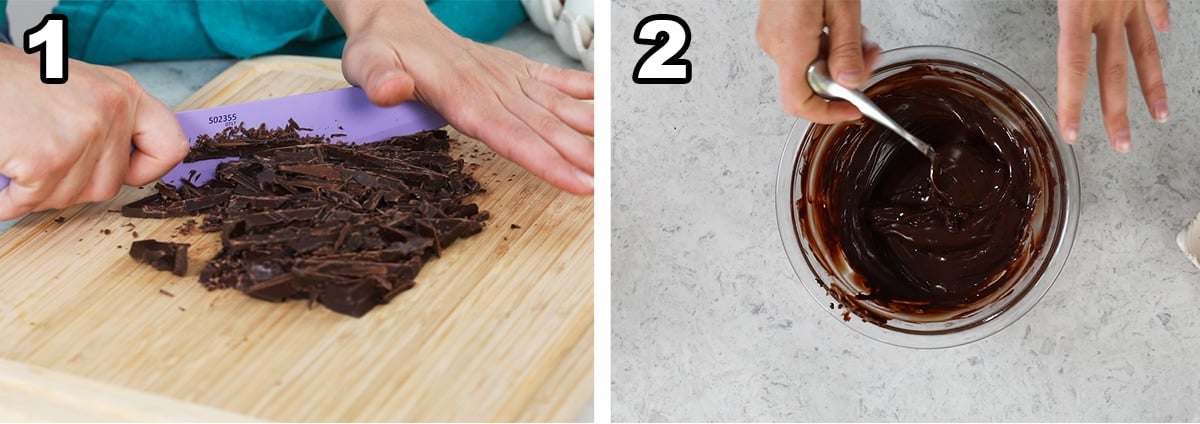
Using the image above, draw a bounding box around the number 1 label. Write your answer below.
[632,14,692,84]
[24,14,68,84]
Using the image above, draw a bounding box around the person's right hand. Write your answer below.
[0,44,188,221]
[757,0,880,124]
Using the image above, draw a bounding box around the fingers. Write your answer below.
[824,0,865,88]
[0,129,90,220]
[758,0,862,123]
[0,178,40,221]
[455,108,593,195]
[37,151,96,209]
[533,63,594,100]
[77,127,132,203]
[1096,24,1132,153]
[1145,0,1170,32]
[341,37,416,106]
[521,76,594,135]
[777,57,862,124]
[126,90,188,186]
[505,83,594,175]
[1126,9,1169,123]
[1056,3,1093,144]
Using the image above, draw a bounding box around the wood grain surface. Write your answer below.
[0,56,593,421]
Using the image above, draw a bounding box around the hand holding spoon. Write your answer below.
[806,59,937,161]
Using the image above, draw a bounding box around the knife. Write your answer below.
[0,87,448,190]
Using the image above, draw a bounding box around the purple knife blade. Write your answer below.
[0,87,447,190]
[167,87,446,186]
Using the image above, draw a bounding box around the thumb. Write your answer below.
[824,0,865,88]
[126,90,188,186]
[342,39,416,107]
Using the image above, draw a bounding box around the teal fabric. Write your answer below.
[0,0,9,45]
[48,0,526,65]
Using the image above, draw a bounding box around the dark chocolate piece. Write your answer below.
[122,124,488,317]
[129,240,190,276]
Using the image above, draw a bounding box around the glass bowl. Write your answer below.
[775,46,1080,348]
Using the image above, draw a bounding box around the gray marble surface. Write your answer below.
[612,0,1200,421]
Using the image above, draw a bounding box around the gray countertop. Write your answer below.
[612,0,1200,421]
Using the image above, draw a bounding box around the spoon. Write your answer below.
[806,59,937,161]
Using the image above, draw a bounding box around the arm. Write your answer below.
[322,0,596,195]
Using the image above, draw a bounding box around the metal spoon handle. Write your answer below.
[807,60,937,160]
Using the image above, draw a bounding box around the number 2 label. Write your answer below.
[24,14,68,84]
[632,14,692,84]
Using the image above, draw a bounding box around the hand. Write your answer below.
[1057,0,1170,152]
[757,0,880,124]
[0,45,188,221]
[323,0,595,195]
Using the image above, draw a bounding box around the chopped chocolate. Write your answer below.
[176,219,199,236]
[510,224,521,229]
[129,240,190,276]
[101,229,111,235]
[53,217,66,224]
[123,124,487,317]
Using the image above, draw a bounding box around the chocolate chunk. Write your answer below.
[129,240,190,276]
[53,217,66,224]
[122,123,488,317]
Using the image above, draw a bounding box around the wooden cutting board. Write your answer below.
[0,56,593,421]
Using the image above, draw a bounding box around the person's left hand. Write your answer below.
[326,0,595,195]
[1057,0,1170,153]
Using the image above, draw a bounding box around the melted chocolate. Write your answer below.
[796,60,1064,324]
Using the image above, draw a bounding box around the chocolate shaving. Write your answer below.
[123,124,487,317]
